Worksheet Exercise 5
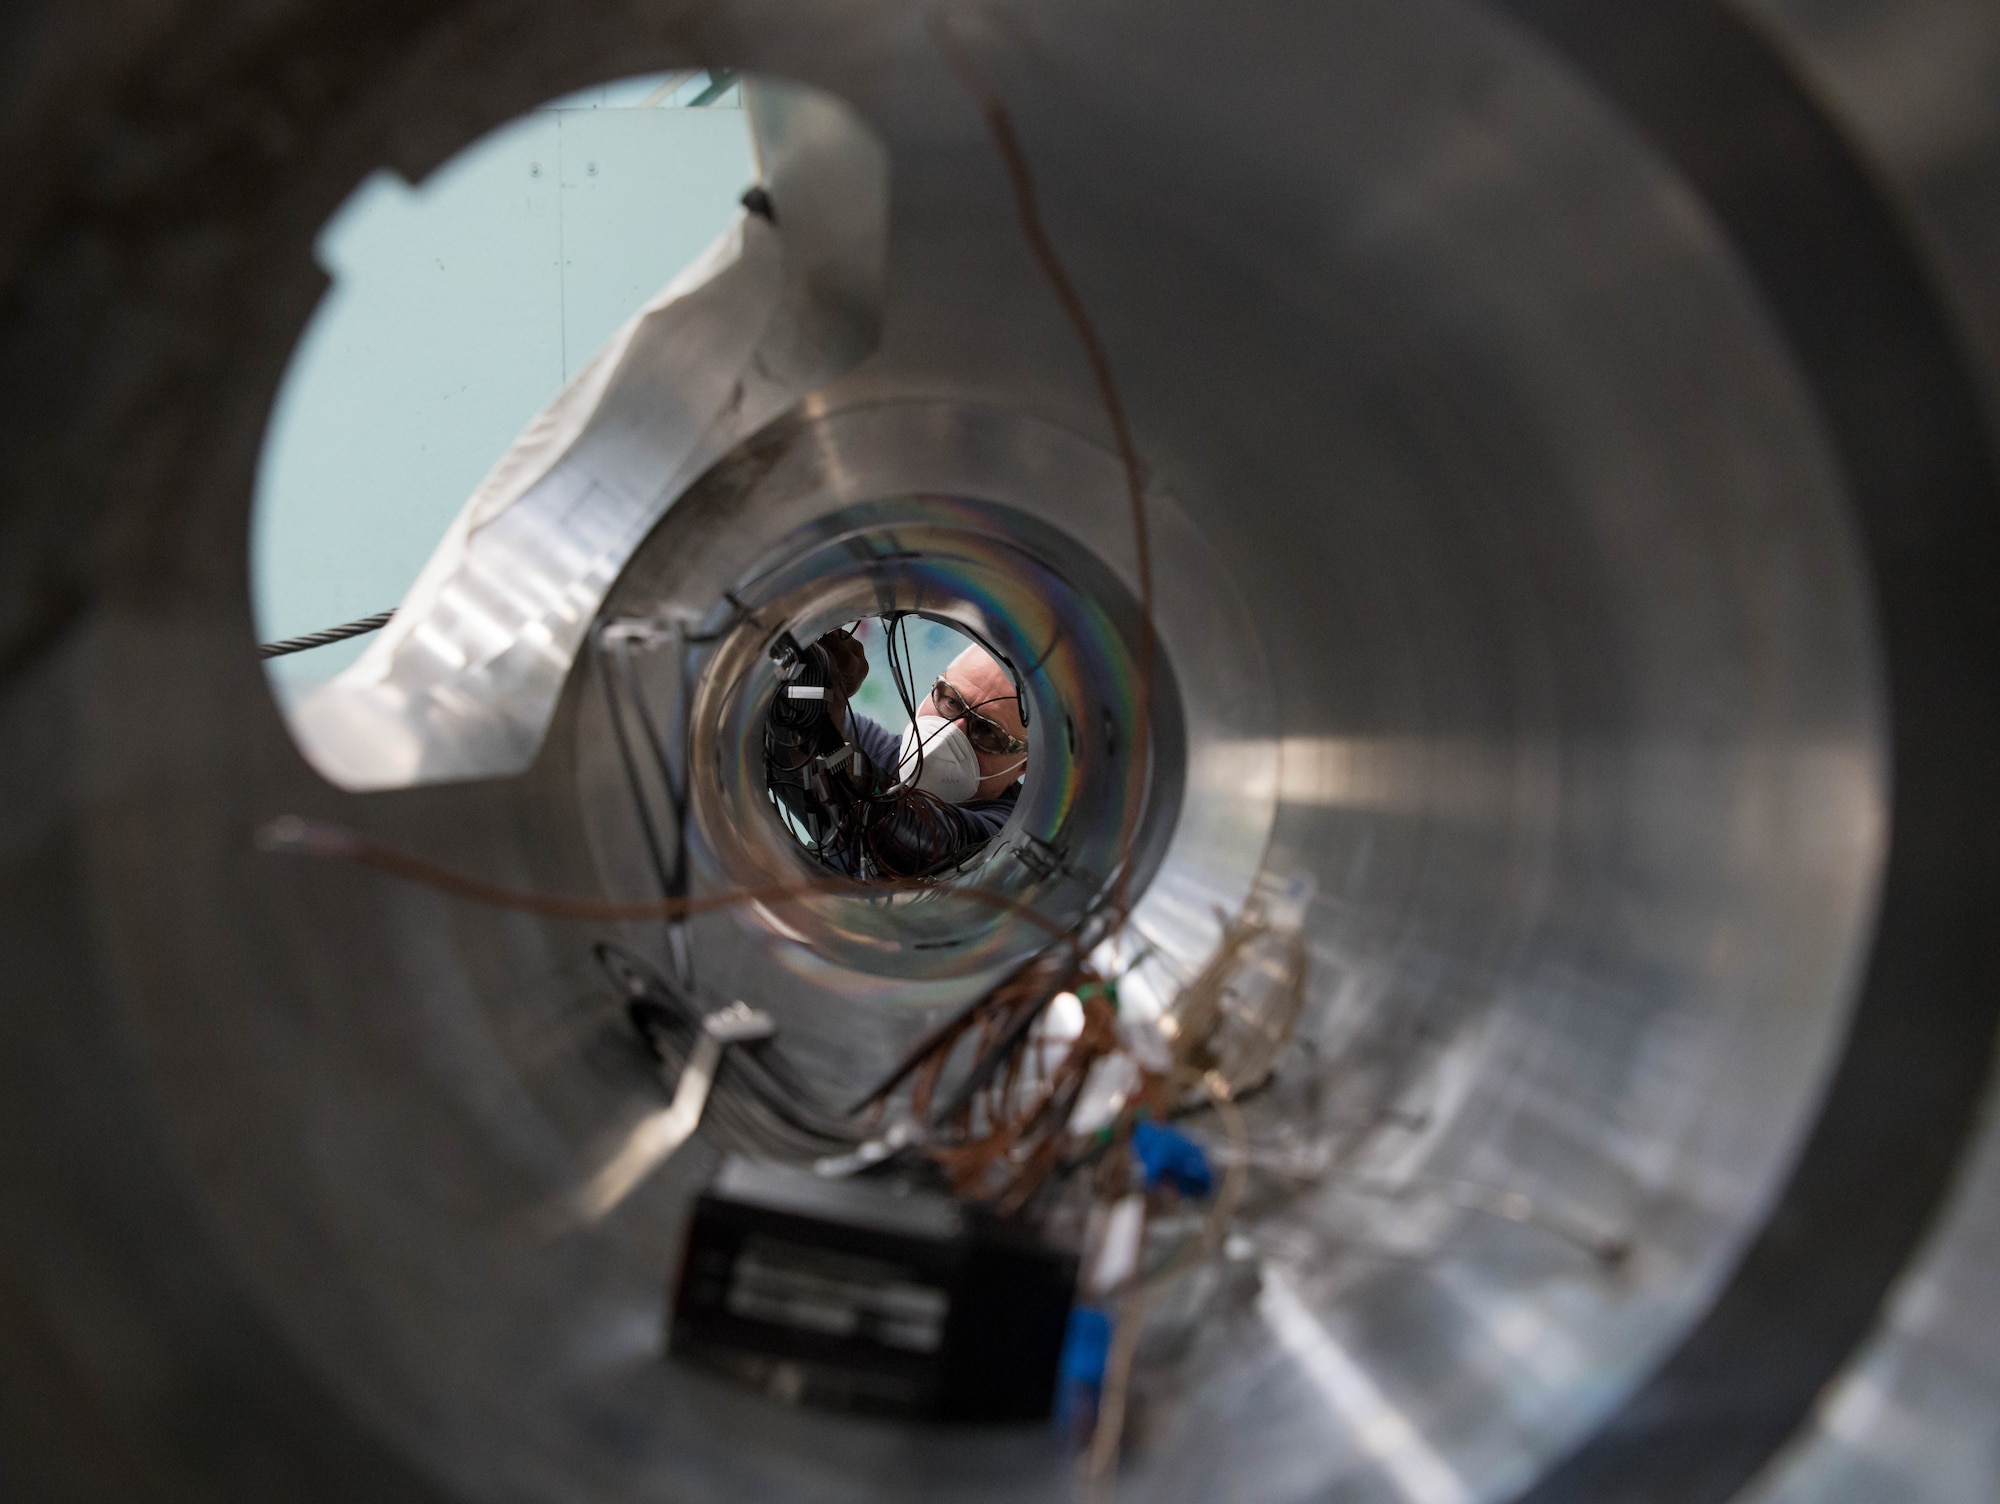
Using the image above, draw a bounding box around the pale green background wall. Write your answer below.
[848,617,976,737]
[252,75,756,696]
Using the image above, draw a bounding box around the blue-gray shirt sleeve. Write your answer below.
[952,788,1019,842]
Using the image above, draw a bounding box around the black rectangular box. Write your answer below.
[669,1158,1077,1422]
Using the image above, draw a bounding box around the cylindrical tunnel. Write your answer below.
[2,5,1998,1504]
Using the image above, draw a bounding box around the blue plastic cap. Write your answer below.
[1131,1119,1216,1199]
[1058,1304,1113,1383]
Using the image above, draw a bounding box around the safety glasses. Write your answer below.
[930,677,1029,756]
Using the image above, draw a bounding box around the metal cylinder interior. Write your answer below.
[588,478,1190,991]
[2,4,1998,1504]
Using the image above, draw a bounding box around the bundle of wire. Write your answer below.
[330,609,1128,1193]
[785,777,978,884]
[830,945,1116,1210]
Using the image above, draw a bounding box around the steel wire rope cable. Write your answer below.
[257,608,396,658]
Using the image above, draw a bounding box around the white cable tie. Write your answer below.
[1090,1193,1148,1294]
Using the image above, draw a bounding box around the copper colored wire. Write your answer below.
[257,816,1073,939]
[929,19,1156,925]
[930,990,1118,1205]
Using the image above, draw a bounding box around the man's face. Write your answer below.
[916,644,1030,802]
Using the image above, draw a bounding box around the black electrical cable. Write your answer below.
[257,609,395,658]
[884,613,925,789]
[592,622,713,991]
[612,635,691,890]
[593,633,679,912]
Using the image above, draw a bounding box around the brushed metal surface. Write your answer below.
[0,3,1994,1504]
[1695,3,2000,1499]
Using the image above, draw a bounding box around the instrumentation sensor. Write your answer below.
[669,1158,1077,1421]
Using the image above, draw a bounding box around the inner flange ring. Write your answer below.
[581,399,1276,1002]
[683,494,1178,980]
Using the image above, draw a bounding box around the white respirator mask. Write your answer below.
[897,715,983,804]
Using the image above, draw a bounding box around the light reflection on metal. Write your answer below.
[285,79,888,790]
[570,1002,776,1224]
[1258,1266,1473,1504]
